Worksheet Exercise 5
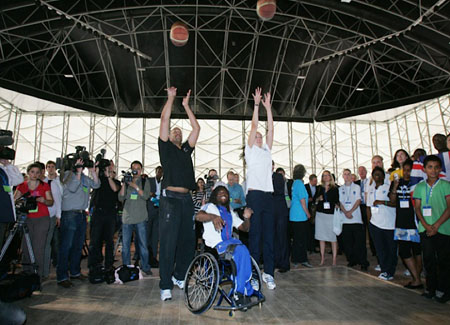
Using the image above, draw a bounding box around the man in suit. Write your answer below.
[147,166,163,268]
[305,174,319,253]
[355,166,376,257]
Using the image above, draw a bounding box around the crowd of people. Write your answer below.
[0,87,449,312]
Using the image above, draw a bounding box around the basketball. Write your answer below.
[257,0,276,21]
[170,22,189,47]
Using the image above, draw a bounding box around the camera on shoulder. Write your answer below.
[0,129,16,160]
[55,146,94,172]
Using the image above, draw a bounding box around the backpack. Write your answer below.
[114,265,142,284]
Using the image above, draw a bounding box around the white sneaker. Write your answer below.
[172,276,185,290]
[262,272,276,290]
[378,272,394,281]
[160,289,172,301]
[250,278,260,291]
[403,269,411,277]
[374,264,381,272]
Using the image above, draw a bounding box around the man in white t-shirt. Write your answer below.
[339,169,369,271]
[244,87,276,290]
[196,186,254,307]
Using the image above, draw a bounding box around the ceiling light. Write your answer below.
[64,74,74,78]
[356,87,364,91]
[297,76,306,79]
[341,0,351,3]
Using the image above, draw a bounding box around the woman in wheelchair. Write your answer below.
[195,185,254,308]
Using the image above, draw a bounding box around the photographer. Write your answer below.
[57,158,100,288]
[204,169,226,201]
[14,163,54,278]
[118,161,152,275]
[0,158,24,266]
[88,160,120,274]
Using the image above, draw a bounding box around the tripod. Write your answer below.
[0,213,38,274]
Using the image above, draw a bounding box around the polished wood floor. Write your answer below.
[14,265,450,325]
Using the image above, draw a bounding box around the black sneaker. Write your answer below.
[435,294,450,304]
[57,280,74,288]
[421,292,435,299]
[234,292,248,311]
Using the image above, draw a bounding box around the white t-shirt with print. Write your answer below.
[339,183,362,224]
[201,203,244,248]
[367,183,396,230]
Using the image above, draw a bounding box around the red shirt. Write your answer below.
[16,181,51,218]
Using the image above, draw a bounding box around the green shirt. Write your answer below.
[118,178,150,225]
[413,179,450,235]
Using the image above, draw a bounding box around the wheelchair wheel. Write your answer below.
[184,252,220,314]
[250,256,263,293]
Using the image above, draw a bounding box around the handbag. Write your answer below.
[333,208,344,236]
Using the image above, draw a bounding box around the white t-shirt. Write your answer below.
[201,203,244,248]
[367,183,396,230]
[364,174,391,206]
[244,144,274,193]
[339,183,362,224]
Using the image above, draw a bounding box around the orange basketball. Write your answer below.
[170,22,189,47]
[257,0,276,21]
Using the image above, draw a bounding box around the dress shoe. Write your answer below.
[57,280,74,288]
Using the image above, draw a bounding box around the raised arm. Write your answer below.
[159,87,177,141]
[183,89,200,147]
[248,87,261,148]
[262,91,273,150]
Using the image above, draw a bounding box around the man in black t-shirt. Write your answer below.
[88,161,120,273]
[158,87,200,301]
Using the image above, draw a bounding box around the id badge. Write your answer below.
[83,186,89,193]
[371,206,379,214]
[324,202,331,209]
[400,200,409,209]
[423,206,432,217]
[130,193,138,200]
[345,202,352,210]
[3,185,11,192]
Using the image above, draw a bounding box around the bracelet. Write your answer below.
[384,201,387,206]
[254,104,259,106]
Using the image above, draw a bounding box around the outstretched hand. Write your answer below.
[166,87,177,99]
[182,89,191,107]
[252,87,262,105]
[262,92,271,110]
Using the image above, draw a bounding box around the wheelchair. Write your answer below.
[183,246,265,317]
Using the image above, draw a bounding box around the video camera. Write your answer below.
[121,170,138,184]
[95,149,110,176]
[0,129,16,160]
[56,146,94,172]
[204,173,219,189]
[15,192,38,215]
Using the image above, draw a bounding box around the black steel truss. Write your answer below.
[0,0,449,122]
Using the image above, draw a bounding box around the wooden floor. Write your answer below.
[14,266,450,325]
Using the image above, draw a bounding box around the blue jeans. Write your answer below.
[122,221,150,272]
[57,211,87,282]
[369,223,397,276]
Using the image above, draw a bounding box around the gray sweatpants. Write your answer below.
[22,216,50,277]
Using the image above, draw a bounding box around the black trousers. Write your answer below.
[341,223,369,267]
[291,220,309,264]
[147,206,159,258]
[274,203,290,270]
[88,208,116,270]
[159,190,195,290]
[369,223,397,276]
[420,232,450,295]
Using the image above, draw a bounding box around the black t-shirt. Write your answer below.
[316,186,339,215]
[158,137,195,190]
[389,179,415,229]
[91,175,120,210]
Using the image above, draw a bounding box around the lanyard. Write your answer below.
[0,171,9,186]
[324,188,328,202]
[425,179,439,205]
[344,185,351,202]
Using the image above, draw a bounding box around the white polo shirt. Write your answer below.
[339,183,362,224]
[201,203,243,248]
[244,143,273,193]
[367,183,396,230]
[365,174,391,207]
